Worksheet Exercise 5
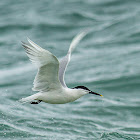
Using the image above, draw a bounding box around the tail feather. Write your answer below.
[19,94,39,104]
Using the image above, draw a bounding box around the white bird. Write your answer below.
[20,32,103,104]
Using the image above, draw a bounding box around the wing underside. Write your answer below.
[22,39,61,92]
[58,31,87,87]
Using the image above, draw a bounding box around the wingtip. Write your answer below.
[27,37,30,40]
[27,37,31,43]
[68,30,89,54]
[21,41,26,45]
[79,29,90,37]
[21,36,31,45]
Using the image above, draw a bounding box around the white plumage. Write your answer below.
[20,31,102,104]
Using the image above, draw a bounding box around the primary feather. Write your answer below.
[59,31,87,87]
[21,39,61,92]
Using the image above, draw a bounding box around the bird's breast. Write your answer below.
[38,88,84,104]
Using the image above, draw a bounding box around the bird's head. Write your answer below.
[73,86,103,97]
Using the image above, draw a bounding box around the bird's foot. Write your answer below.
[30,100,42,104]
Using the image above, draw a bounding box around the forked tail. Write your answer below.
[19,94,39,104]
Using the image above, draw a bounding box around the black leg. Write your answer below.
[30,100,42,104]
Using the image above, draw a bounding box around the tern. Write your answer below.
[20,32,103,104]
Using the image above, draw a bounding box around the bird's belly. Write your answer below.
[38,92,79,104]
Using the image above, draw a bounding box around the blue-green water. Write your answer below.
[0,0,140,139]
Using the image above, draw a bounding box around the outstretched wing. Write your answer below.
[22,38,62,92]
[59,31,87,87]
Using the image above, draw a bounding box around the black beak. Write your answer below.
[89,91,103,97]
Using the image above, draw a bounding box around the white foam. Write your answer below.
[0,63,35,79]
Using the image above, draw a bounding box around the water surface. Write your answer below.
[0,0,140,139]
